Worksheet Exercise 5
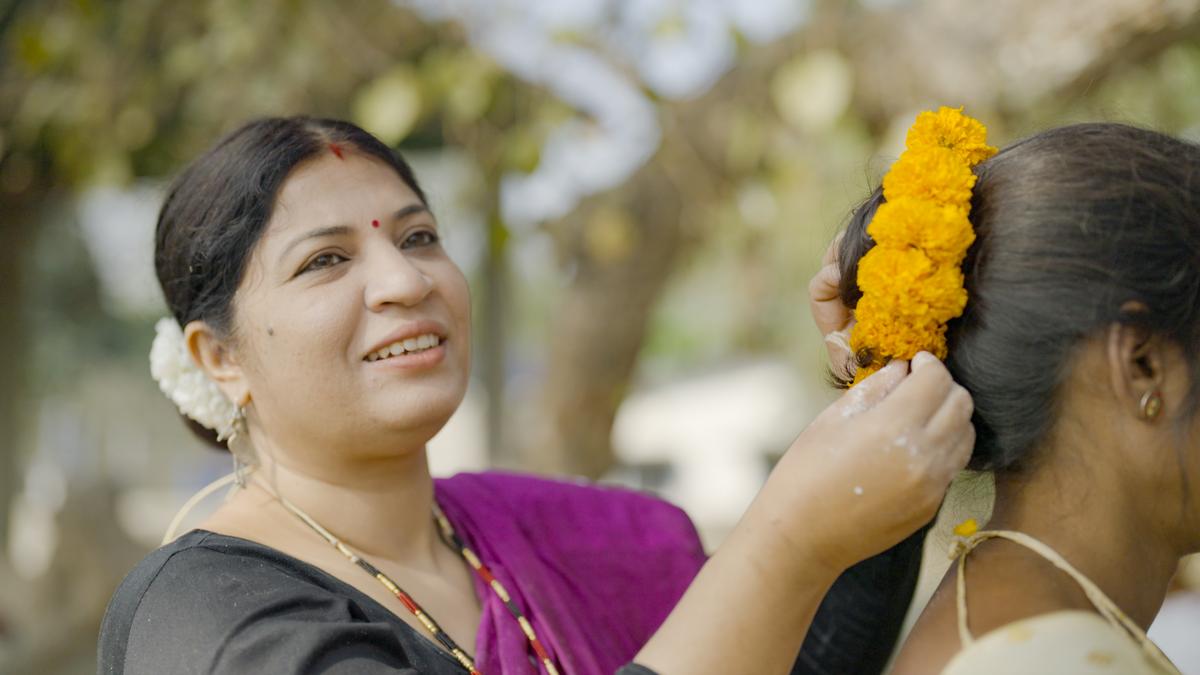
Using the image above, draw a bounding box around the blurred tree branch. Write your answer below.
[839,0,1200,129]
[521,0,1200,480]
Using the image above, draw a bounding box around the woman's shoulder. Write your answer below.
[102,529,348,621]
[99,531,350,672]
[98,530,441,674]
[942,610,1174,675]
[101,530,289,632]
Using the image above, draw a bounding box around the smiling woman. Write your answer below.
[189,149,472,467]
[98,116,978,675]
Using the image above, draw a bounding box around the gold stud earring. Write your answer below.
[1139,389,1164,421]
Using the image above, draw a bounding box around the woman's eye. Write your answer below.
[402,230,440,249]
[301,252,347,273]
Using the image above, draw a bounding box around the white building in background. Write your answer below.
[427,356,822,549]
[609,359,819,548]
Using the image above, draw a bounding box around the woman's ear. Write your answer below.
[184,321,250,407]
[1106,304,1165,421]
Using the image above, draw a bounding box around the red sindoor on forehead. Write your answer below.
[371,219,380,228]
[328,142,345,159]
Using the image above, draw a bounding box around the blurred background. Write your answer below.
[2,0,1200,672]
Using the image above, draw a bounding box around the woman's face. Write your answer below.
[228,151,471,461]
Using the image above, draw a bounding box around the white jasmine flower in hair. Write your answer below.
[149,317,235,433]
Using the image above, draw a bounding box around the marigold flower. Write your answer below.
[867,198,975,266]
[853,302,947,357]
[847,107,992,387]
[883,146,977,206]
[906,106,998,167]
[850,309,947,385]
[856,248,968,323]
[852,303,948,357]
[850,243,964,379]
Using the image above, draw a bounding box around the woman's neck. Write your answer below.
[240,445,446,571]
[988,455,1179,629]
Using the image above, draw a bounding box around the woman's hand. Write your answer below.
[639,232,973,675]
[809,232,855,379]
[635,352,974,675]
[801,234,972,569]
[766,353,974,574]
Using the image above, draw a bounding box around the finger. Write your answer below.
[925,383,975,445]
[824,325,853,356]
[873,352,957,424]
[825,323,857,380]
[821,231,846,267]
[828,359,909,418]
[937,423,976,483]
[953,423,976,470]
[808,263,842,303]
[913,424,975,515]
[809,264,852,337]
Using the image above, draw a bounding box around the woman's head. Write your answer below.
[155,117,471,461]
[836,123,1200,483]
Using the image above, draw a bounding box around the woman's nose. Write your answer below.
[362,245,434,310]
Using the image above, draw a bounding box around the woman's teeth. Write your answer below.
[365,334,442,362]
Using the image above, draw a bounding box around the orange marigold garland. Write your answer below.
[850,107,997,385]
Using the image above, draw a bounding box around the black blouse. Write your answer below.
[99,527,926,674]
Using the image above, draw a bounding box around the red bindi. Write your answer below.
[371,219,380,228]
[328,142,345,159]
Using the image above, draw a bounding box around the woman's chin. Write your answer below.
[369,397,461,441]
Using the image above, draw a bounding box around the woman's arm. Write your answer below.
[635,354,974,675]
[793,234,931,675]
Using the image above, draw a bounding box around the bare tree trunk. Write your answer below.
[0,191,35,567]
[525,167,684,479]
[479,208,513,466]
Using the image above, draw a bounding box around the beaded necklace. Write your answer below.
[264,481,561,675]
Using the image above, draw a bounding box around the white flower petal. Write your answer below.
[148,317,234,432]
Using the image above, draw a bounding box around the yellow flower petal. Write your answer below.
[849,107,991,389]
[883,147,977,206]
[906,106,998,166]
[851,363,880,386]
[867,197,975,265]
[953,518,979,537]
[855,248,968,323]
[851,296,948,362]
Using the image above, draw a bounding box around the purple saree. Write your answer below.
[435,472,707,675]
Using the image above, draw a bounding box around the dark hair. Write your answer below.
[836,123,1200,472]
[154,116,427,447]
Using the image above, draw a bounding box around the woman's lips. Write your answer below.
[364,341,447,371]
[362,320,449,361]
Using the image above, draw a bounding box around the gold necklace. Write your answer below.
[261,481,562,675]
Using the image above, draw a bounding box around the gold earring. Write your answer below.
[216,404,245,443]
[221,403,256,487]
[1139,389,1164,421]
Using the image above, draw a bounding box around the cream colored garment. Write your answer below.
[942,530,1180,675]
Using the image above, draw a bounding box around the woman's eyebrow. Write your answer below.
[392,204,430,221]
[277,225,353,264]
[276,205,432,264]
